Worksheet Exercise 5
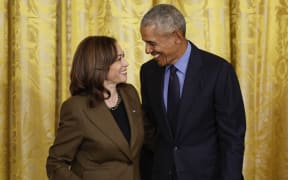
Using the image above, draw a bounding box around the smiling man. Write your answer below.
[139,4,246,180]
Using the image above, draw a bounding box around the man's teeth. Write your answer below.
[154,54,160,58]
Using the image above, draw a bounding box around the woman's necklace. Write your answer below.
[109,94,122,111]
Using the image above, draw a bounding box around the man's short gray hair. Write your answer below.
[140,4,186,36]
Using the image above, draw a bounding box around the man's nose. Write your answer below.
[145,44,153,54]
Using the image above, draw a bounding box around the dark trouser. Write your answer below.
[172,173,177,180]
[171,161,177,180]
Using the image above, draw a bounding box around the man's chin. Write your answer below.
[154,58,168,66]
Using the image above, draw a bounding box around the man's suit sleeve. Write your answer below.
[214,63,246,180]
[139,65,157,180]
[140,65,158,149]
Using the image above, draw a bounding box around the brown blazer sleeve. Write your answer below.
[46,99,83,180]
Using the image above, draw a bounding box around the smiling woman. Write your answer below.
[46,36,144,180]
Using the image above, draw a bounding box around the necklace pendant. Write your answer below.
[110,95,121,111]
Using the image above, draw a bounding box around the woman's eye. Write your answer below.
[117,54,125,61]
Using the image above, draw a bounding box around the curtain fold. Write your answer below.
[0,0,287,179]
[231,1,288,179]
[3,1,58,179]
[0,0,9,179]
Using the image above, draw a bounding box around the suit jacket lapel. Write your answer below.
[175,43,204,140]
[85,101,132,160]
[151,65,174,141]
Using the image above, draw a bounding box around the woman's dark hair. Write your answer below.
[69,36,118,107]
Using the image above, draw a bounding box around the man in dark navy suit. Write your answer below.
[140,4,246,180]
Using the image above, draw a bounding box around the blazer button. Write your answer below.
[173,146,179,151]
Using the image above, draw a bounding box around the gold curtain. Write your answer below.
[0,0,287,179]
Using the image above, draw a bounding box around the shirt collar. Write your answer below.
[167,42,191,74]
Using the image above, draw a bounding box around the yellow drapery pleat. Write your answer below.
[0,0,287,180]
[0,0,9,179]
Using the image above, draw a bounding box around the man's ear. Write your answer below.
[173,30,185,43]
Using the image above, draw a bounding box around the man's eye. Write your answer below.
[147,41,157,46]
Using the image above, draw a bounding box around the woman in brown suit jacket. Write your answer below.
[46,36,144,180]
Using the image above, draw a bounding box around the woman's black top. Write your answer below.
[110,100,131,144]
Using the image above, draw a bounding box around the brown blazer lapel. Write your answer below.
[85,101,132,160]
[119,87,143,159]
